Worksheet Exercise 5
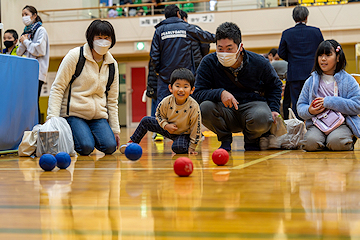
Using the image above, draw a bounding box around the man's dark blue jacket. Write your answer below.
[278,23,323,82]
[150,17,215,84]
[192,50,282,113]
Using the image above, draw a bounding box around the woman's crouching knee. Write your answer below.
[301,136,325,152]
[76,144,95,156]
[327,137,354,151]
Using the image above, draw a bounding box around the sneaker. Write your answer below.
[219,141,231,151]
[120,141,133,154]
[153,133,164,141]
[268,134,280,149]
[259,137,269,150]
[259,135,279,150]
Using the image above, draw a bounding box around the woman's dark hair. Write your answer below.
[170,68,195,88]
[215,22,241,46]
[5,29,19,40]
[292,6,309,22]
[86,20,116,49]
[313,39,346,75]
[23,5,42,23]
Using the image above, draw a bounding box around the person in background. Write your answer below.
[124,0,137,16]
[149,0,164,15]
[278,5,323,119]
[2,29,20,55]
[150,5,215,106]
[268,48,290,119]
[297,40,360,151]
[137,7,145,16]
[108,4,118,18]
[179,10,210,72]
[17,5,50,122]
[47,20,120,155]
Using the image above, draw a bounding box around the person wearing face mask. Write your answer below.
[192,22,282,151]
[17,5,50,122]
[2,29,20,55]
[47,20,120,156]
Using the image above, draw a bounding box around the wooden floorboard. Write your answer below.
[1,129,360,239]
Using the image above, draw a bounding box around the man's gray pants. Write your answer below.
[200,101,273,144]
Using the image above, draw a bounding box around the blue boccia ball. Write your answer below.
[55,152,71,169]
[124,143,142,161]
[39,154,57,171]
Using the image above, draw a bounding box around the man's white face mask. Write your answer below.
[216,43,242,67]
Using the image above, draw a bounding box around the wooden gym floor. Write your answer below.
[1,128,360,240]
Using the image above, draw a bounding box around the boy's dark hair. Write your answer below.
[4,29,19,40]
[179,10,187,20]
[268,48,277,56]
[292,6,309,22]
[313,39,346,75]
[170,68,195,88]
[86,20,116,49]
[164,5,179,19]
[215,22,241,46]
[23,5,42,23]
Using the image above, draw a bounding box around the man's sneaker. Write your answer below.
[153,133,164,141]
[120,141,133,154]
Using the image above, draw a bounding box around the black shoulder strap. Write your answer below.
[223,69,249,91]
[67,46,85,115]
[105,63,115,97]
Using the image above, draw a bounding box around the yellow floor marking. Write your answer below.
[232,150,291,170]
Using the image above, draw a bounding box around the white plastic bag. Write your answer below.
[278,108,307,149]
[36,117,76,157]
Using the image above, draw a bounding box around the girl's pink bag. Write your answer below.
[312,109,344,135]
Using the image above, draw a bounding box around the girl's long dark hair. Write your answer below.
[312,39,346,75]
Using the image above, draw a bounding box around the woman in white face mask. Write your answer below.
[47,20,121,156]
[17,5,50,123]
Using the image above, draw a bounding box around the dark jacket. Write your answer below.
[150,17,215,84]
[193,50,282,113]
[146,60,157,100]
[278,23,323,82]
[192,42,210,71]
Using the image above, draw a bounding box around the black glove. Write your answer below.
[146,86,157,100]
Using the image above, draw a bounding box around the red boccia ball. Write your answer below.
[212,149,229,166]
[174,157,193,177]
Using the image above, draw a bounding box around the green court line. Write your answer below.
[0,228,353,239]
[232,150,291,170]
[0,150,18,154]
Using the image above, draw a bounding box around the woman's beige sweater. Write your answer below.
[47,43,120,134]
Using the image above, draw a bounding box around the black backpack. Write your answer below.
[66,46,115,115]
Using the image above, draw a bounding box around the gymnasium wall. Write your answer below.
[2,1,360,73]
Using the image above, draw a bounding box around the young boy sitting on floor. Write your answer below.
[121,68,202,154]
